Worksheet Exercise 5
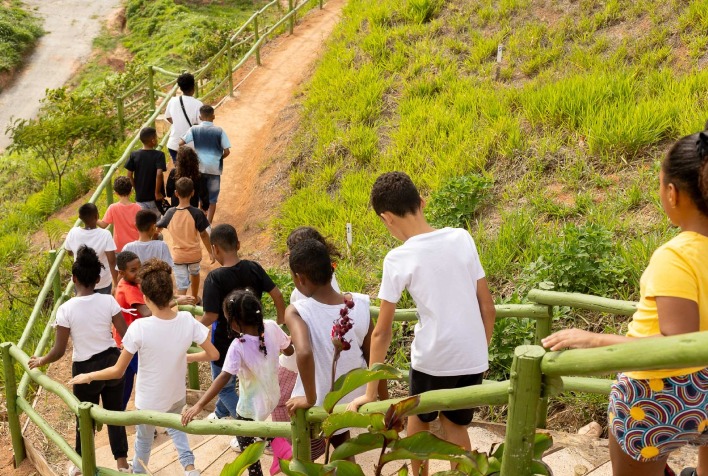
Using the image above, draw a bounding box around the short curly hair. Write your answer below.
[137,259,173,308]
[370,171,421,217]
[114,176,133,197]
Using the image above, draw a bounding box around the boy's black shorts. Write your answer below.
[409,368,484,425]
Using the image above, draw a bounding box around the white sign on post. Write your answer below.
[346,223,353,249]
[496,44,503,63]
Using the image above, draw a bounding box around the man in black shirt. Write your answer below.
[200,224,286,422]
[125,127,166,215]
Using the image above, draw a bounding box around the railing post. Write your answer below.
[227,40,234,97]
[147,66,156,125]
[188,362,200,390]
[288,0,294,35]
[534,306,553,428]
[1,343,25,467]
[78,402,97,476]
[291,409,311,462]
[254,14,261,66]
[500,345,545,476]
[319,0,323,9]
[116,96,125,135]
[48,250,61,303]
[102,165,114,209]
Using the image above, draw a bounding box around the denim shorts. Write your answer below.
[609,368,708,461]
[173,263,200,290]
[203,174,221,204]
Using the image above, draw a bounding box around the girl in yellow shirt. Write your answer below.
[543,131,708,476]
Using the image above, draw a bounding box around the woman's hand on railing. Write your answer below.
[286,396,313,416]
[181,403,203,426]
[542,329,601,351]
[175,295,196,306]
[68,373,93,385]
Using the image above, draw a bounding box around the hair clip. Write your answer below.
[256,310,261,314]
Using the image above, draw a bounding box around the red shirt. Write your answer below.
[114,279,146,347]
[103,202,141,252]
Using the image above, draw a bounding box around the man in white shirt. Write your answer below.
[165,73,202,163]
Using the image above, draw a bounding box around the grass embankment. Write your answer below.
[274,0,708,429]
[0,0,43,88]
[0,0,274,353]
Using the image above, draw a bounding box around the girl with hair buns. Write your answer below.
[69,259,219,476]
[182,289,294,476]
[543,130,708,476]
[29,246,130,475]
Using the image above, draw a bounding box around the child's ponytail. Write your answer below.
[223,289,267,357]
[663,129,708,216]
[697,132,708,206]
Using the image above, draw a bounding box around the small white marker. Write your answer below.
[496,44,503,63]
[346,223,353,248]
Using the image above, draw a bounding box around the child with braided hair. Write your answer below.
[182,289,294,476]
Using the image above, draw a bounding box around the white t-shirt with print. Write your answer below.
[222,320,291,421]
[291,293,370,406]
[64,227,117,289]
[165,95,202,151]
[378,227,489,377]
[54,294,121,362]
[122,311,209,412]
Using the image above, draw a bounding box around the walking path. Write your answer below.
[0,0,121,152]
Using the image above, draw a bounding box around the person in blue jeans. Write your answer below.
[179,105,231,223]
[200,224,285,449]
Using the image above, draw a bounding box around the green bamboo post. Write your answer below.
[102,165,114,208]
[188,362,200,390]
[227,41,234,96]
[254,15,261,66]
[534,306,553,428]
[288,0,294,35]
[147,66,156,126]
[500,345,545,476]
[319,0,323,9]
[291,409,311,462]
[1,343,25,467]
[78,402,97,476]
[48,250,61,303]
[116,96,125,134]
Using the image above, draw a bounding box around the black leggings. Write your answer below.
[72,347,128,460]
[236,414,264,476]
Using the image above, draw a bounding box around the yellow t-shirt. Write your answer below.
[625,231,708,379]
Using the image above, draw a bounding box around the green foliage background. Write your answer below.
[0,1,43,78]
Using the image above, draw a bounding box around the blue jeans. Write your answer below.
[121,354,138,410]
[203,174,221,204]
[210,362,238,418]
[132,398,194,472]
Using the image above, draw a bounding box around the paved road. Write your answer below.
[0,0,121,152]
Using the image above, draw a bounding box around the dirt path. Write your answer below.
[0,0,122,152]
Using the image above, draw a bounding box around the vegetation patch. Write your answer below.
[0,0,43,87]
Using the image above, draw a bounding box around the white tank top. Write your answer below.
[291,292,370,406]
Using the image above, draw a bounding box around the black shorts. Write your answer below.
[409,368,484,425]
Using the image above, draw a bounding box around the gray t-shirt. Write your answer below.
[122,240,174,268]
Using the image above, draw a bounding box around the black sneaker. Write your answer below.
[679,468,696,476]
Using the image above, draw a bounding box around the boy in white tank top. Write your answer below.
[284,238,376,458]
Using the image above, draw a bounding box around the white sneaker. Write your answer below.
[205,412,220,420]
[185,470,201,476]
[68,464,82,476]
[230,437,242,453]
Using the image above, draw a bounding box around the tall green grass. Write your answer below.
[0,1,43,78]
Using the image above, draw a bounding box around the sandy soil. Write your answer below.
[0,0,122,152]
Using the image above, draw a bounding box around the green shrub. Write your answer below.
[426,174,493,228]
[0,2,43,75]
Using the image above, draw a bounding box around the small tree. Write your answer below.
[6,88,117,196]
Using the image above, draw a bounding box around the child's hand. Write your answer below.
[181,404,202,426]
[28,356,43,370]
[286,396,313,416]
[542,329,599,351]
[68,373,92,385]
[346,394,376,412]
[176,295,196,306]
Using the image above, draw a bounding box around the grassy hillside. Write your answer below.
[274,0,708,426]
[0,0,43,79]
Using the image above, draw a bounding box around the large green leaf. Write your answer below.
[323,363,404,412]
[384,396,420,432]
[380,432,473,465]
[326,460,367,476]
[533,432,553,460]
[397,464,408,476]
[330,432,386,461]
[279,459,320,476]
[530,460,553,476]
[220,441,265,476]
[321,411,385,437]
[431,472,468,476]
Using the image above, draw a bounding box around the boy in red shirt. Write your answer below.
[98,176,142,252]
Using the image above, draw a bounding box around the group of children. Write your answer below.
[27,124,708,476]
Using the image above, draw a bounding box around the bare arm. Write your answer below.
[285,305,316,412]
[200,230,214,263]
[127,170,135,188]
[28,326,70,369]
[657,296,700,335]
[166,117,173,124]
[200,311,218,327]
[269,287,286,325]
[97,220,108,229]
[187,333,220,363]
[362,317,389,401]
[112,312,128,338]
[68,349,134,384]
[135,304,151,317]
[106,251,118,287]
[182,371,232,425]
[155,169,165,201]
[477,278,496,345]
[282,343,294,356]
[222,148,230,159]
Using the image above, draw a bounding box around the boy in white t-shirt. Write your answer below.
[165,73,202,163]
[65,203,118,294]
[348,172,497,476]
